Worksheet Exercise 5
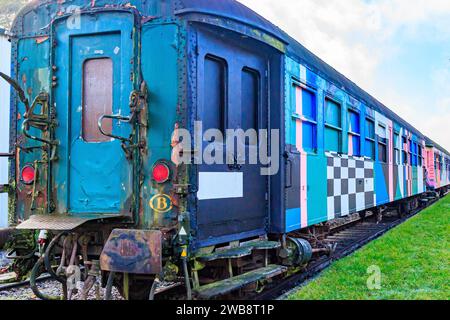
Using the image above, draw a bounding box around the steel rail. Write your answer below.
[0,274,52,292]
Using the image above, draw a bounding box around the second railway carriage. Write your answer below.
[1,0,449,299]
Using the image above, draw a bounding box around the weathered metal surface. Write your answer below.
[196,240,281,262]
[53,14,136,216]
[194,265,286,299]
[15,214,117,230]
[100,229,162,275]
[278,237,312,267]
[193,26,270,247]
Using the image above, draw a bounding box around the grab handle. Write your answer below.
[98,114,132,143]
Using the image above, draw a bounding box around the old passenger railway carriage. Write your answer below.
[1,0,449,299]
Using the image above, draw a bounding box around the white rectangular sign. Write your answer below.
[198,172,244,201]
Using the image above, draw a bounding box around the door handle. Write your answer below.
[285,157,293,189]
[98,114,133,143]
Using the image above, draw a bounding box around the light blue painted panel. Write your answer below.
[0,32,10,228]
[286,208,301,232]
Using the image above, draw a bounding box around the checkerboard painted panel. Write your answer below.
[326,152,376,219]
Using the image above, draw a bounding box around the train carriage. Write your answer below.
[0,0,449,300]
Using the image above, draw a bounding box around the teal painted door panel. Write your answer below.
[53,13,135,215]
[69,33,127,213]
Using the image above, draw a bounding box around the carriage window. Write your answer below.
[409,139,414,165]
[82,58,113,142]
[402,136,408,165]
[394,132,400,165]
[204,55,226,133]
[294,85,317,151]
[365,118,375,159]
[324,98,342,153]
[241,68,259,135]
[348,109,360,156]
[412,142,418,166]
[418,145,423,167]
[378,124,387,163]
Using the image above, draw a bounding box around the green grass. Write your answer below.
[288,194,450,300]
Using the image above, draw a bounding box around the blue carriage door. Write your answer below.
[196,28,269,245]
[53,13,135,215]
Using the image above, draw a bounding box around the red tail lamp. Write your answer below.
[21,165,36,185]
[152,162,170,184]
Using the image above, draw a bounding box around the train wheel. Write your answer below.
[278,237,313,267]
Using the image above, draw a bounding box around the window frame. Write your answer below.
[412,142,418,166]
[393,131,400,165]
[402,136,409,165]
[348,107,361,157]
[377,123,388,163]
[324,96,343,154]
[203,54,228,134]
[418,144,424,167]
[81,57,114,143]
[408,139,414,166]
[365,117,376,160]
[292,80,319,153]
[241,66,261,137]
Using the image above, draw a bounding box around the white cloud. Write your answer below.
[237,0,450,149]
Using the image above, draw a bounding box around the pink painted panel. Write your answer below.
[295,86,308,227]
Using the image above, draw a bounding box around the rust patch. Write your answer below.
[35,36,49,44]
[100,229,162,275]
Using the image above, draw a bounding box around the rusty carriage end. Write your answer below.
[100,229,162,275]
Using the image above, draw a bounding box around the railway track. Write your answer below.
[0,193,444,300]
[0,274,51,292]
[254,195,442,300]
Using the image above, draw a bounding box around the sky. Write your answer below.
[238,0,450,150]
